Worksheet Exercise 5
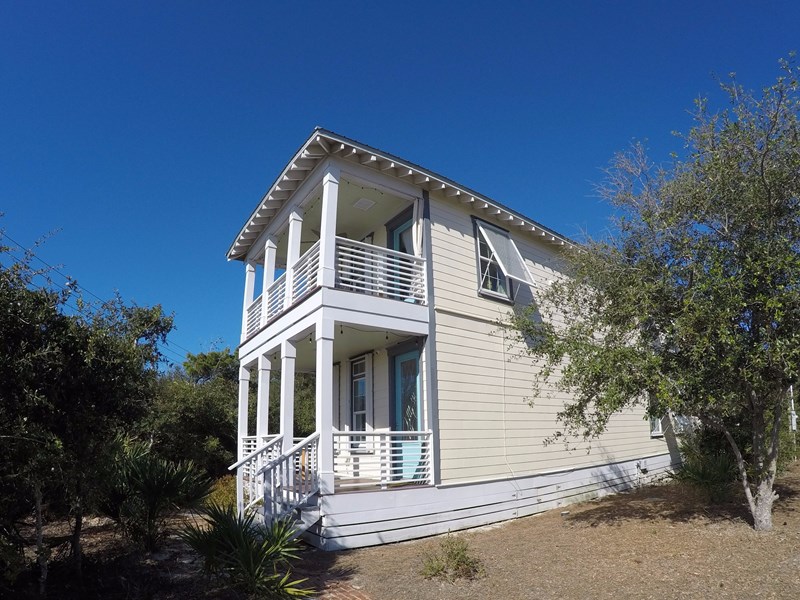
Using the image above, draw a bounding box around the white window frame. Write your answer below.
[473,218,537,301]
[348,354,373,450]
[474,219,513,300]
[650,415,664,437]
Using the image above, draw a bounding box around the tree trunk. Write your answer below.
[752,479,778,531]
[34,481,48,597]
[71,483,83,578]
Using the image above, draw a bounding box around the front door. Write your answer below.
[392,349,422,480]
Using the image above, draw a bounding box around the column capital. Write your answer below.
[281,339,297,359]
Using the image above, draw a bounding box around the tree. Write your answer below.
[509,57,800,531]
[0,237,174,585]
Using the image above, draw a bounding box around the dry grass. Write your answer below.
[12,463,800,598]
[297,461,800,600]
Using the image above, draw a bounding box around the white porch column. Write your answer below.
[318,164,340,289]
[255,354,271,441]
[279,339,297,454]
[240,260,256,342]
[284,211,303,309]
[315,317,335,495]
[260,237,277,327]
[236,365,251,514]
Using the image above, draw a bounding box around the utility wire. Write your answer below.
[0,237,187,364]
[1,230,194,358]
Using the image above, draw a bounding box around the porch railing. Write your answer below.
[332,430,433,490]
[259,432,320,519]
[265,271,287,322]
[335,237,426,303]
[291,240,320,302]
[230,434,284,511]
[242,237,427,340]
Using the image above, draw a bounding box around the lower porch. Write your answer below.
[232,316,436,518]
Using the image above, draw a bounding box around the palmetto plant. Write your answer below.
[100,440,211,551]
[180,504,313,598]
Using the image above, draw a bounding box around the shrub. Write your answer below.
[100,441,212,551]
[671,432,738,503]
[180,504,312,598]
[421,534,485,582]
[206,475,237,512]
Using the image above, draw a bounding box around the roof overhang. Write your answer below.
[227,128,574,261]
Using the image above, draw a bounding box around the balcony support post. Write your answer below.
[284,212,303,309]
[240,260,256,342]
[319,164,340,289]
[236,365,251,514]
[315,317,335,495]
[279,340,297,455]
[256,353,271,442]
[261,237,277,327]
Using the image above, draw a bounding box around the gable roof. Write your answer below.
[228,127,573,260]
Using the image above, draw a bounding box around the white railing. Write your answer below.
[291,240,320,302]
[242,238,427,341]
[245,295,263,339]
[332,430,433,490]
[230,434,284,511]
[259,432,320,519]
[335,238,426,304]
[265,271,287,322]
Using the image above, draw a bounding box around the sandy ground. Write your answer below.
[13,463,800,599]
[297,462,800,600]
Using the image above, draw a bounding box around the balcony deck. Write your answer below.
[243,237,427,342]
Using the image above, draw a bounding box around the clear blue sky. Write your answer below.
[1,1,797,365]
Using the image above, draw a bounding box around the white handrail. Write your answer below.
[259,431,321,519]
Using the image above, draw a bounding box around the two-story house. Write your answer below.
[228,128,679,550]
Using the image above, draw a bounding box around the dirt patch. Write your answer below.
[301,462,800,600]
[11,464,800,599]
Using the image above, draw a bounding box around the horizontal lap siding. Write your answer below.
[428,197,668,485]
[312,453,675,550]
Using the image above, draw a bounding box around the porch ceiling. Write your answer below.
[291,325,417,373]
[227,128,574,261]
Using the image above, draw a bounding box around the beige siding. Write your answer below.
[428,196,668,484]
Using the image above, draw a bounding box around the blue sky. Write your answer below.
[1,1,797,364]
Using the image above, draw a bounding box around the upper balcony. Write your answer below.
[244,236,427,340]
[236,158,430,349]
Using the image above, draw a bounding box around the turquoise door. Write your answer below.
[393,350,422,480]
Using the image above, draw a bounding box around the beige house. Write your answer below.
[228,128,678,550]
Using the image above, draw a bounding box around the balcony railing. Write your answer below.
[243,238,427,339]
[335,237,426,303]
[291,240,320,302]
[332,430,433,490]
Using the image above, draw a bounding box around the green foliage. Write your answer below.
[206,475,237,512]
[100,440,211,551]
[508,57,800,530]
[266,373,317,438]
[421,535,485,582]
[184,348,239,384]
[145,373,238,478]
[0,237,174,582]
[180,504,313,598]
[671,432,738,503]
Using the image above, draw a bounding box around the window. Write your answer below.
[351,358,367,432]
[650,415,664,437]
[349,355,371,448]
[473,219,536,300]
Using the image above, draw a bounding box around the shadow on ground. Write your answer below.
[567,478,798,528]
[294,546,360,593]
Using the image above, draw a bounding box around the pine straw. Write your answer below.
[298,461,800,600]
